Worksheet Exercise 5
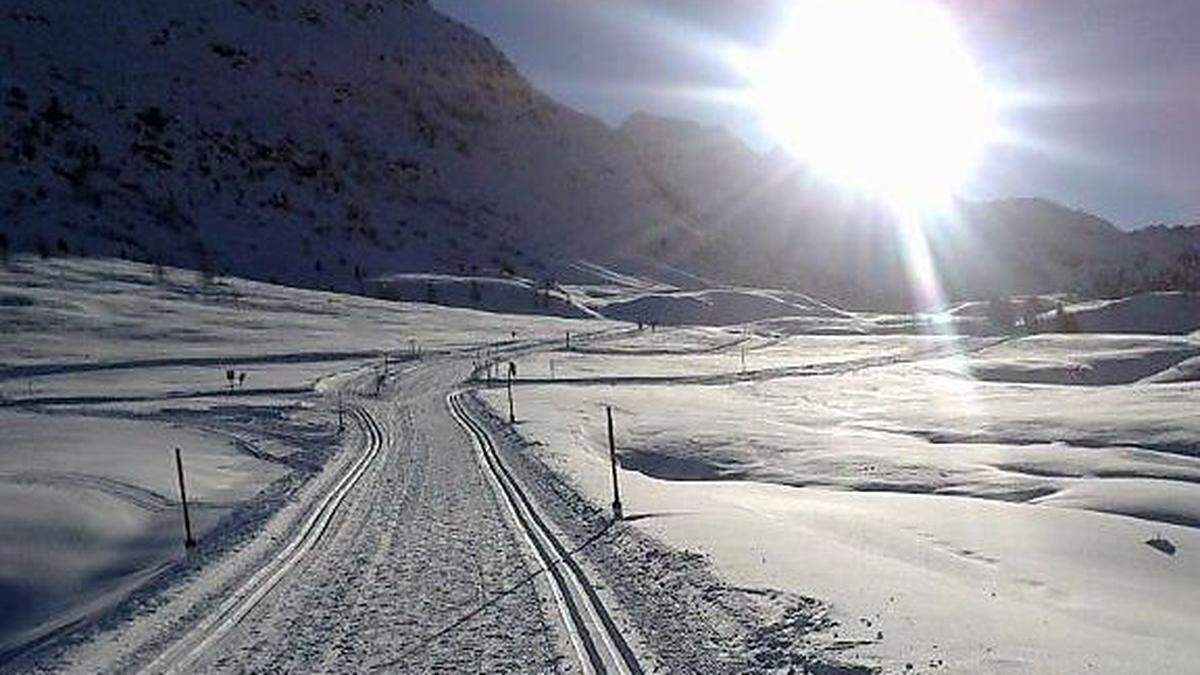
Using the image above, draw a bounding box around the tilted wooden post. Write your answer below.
[175,448,196,548]
[607,406,623,520]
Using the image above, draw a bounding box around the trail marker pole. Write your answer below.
[337,393,344,433]
[566,331,571,350]
[174,448,196,548]
[607,406,623,520]
[507,370,515,423]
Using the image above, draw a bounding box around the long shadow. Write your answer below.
[0,386,311,407]
[370,519,615,670]
[620,511,694,523]
[0,350,400,381]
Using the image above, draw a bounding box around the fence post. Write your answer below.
[607,406,623,520]
[175,448,196,548]
[507,370,515,423]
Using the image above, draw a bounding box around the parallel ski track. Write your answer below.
[448,391,643,675]
[139,406,387,675]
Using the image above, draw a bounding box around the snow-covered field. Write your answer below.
[0,256,613,661]
[480,320,1200,672]
[4,256,1199,673]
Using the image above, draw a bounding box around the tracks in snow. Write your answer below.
[138,407,387,675]
[447,392,643,675]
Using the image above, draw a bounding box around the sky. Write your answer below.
[432,0,1198,230]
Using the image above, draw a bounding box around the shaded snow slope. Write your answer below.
[1067,292,1200,334]
[966,334,1200,385]
[0,0,705,296]
[622,113,1200,309]
[592,287,850,327]
[368,272,599,319]
[5,1,1197,318]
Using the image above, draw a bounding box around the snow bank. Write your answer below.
[966,334,1200,385]
[368,273,599,319]
[1141,354,1200,383]
[592,287,849,326]
[1068,292,1200,334]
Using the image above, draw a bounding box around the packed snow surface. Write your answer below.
[0,256,615,659]
[4,256,1198,673]
[481,323,1200,673]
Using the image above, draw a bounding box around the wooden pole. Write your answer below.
[175,448,196,548]
[607,406,623,520]
[507,370,515,423]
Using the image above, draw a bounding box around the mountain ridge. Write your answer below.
[2,1,1197,312]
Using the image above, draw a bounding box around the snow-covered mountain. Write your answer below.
[2,1,1196,311]
[620,112,1200,309]
[0,0,706,294]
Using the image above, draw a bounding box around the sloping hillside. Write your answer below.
[620,112,1200,309]
[3,2,1197,313]
[0,0,703,294]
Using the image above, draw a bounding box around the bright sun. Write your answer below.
[742,0,999,210]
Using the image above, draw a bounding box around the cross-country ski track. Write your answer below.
[98,348,643,674]
[139,407,389,674]
[447,391,642,675]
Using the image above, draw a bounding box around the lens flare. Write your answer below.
[739,0,999,211]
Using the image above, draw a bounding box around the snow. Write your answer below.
[479,323,1200,672]
[4,255,1198,672]
[0,0,716,298]
[0,410,277,653]
[1066,292,1200,334]
[964,334,1200,385]
[0,256,617,660]
[368,272,599,319]
[589,287,850,327]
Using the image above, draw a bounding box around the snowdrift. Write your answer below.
[1069,292,1200,334]
[966,335,1200,385]
[368,273,598,319]
[592,288,850,327]
[1141,354,1200,384]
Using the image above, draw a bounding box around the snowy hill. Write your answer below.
[620,114,1200,309]
[3,1,1197,315]
[0,0,705,295]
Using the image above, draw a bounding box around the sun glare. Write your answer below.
[742,0,999,210]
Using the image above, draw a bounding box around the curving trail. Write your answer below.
[145,361,568,673]
[138,407,388,674]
